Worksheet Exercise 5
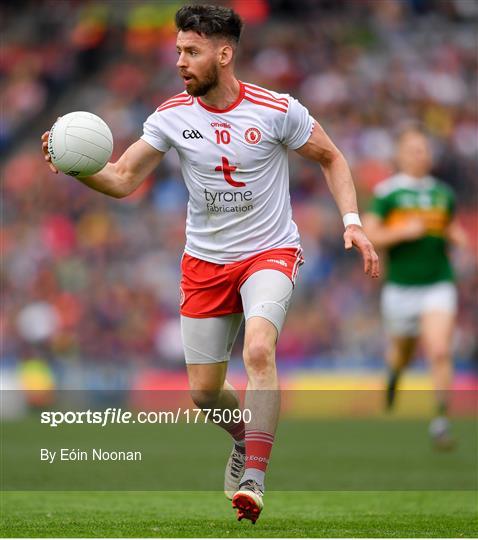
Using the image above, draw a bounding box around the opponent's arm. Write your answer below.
[295,121,379,278]
[41,133,164,198]
[362,213,426,249]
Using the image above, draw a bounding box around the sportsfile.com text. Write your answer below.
[40,408,252,427]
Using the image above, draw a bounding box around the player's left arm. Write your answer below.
[295,120,379,278]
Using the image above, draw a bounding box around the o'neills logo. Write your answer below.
[205,189,253,214]
[211,122,231,128]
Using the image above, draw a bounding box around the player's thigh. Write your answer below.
[420,283,457,360]
[181,313,243,365]
[240,269,293,340]
[421,311,455,360]
[387,335,418,367]
[182,314,243,398]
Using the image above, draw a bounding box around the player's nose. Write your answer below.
[176,53,187,68]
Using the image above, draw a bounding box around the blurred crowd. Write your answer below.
[1,0,477,385]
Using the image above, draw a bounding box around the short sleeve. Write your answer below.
[281,97,314,150]
[447,187,456,218]
[140,111,171,153]
[369,194,390,219]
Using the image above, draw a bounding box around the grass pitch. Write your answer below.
[1,490,476,537]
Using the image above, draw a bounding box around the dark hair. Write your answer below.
[175,4,243,45]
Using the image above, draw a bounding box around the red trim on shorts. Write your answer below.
[291,247,304,284]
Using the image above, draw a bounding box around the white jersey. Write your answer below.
[141,81,314,263]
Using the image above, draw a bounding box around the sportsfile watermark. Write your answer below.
[1,389,476,491]
[41,407,252,427]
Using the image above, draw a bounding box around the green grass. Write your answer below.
[1,490,477,537]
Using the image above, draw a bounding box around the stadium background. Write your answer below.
[1,0,477,396]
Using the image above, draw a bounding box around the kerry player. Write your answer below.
[42,4,379,522]
[364,126,467,450]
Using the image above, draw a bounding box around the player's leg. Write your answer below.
[421,310,454,410]
[181,314,247,495]
[182,312,243,406]
[420,286,457,449]
[232,269,293,523]
[385,335,417,410]
[381,284,419,410]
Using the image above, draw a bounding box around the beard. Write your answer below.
[185,63,219,97]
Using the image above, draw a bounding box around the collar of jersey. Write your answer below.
[399,173,435,190]
[197,81,245,113]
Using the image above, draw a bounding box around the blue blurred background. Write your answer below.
[1,0,477,391]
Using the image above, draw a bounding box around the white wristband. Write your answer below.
[343,212,362,228]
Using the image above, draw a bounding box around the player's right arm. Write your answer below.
[446,220,469,249]
[41,133,164,198]
[362,212,426,249]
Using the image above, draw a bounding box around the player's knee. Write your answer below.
[429,348,451,366]
[243,339,275,371]
[190,388,221,409]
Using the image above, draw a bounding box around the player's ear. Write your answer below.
[218,44,234,67]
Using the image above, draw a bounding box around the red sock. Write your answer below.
[245,430,274,471]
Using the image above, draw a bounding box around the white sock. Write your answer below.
[241,467,265,488]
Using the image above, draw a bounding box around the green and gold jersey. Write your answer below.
[370,173,455,285]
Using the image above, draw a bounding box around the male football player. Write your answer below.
[364,126,466,450]
[42,4,379,522]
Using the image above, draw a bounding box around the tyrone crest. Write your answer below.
[245,127,261,144]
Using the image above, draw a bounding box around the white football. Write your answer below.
[47,111,113,177]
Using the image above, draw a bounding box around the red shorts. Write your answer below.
[180,247,304,318]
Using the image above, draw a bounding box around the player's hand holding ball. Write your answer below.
[41,111,113,177]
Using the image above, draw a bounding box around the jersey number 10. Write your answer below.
[215,130,231,144]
